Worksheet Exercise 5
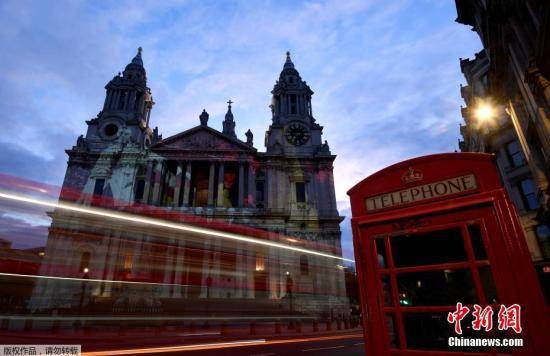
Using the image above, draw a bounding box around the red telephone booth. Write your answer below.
[348,153,549,355]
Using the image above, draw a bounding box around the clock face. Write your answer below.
[285,123,310,146]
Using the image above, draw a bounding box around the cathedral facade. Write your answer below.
[29,49,348,320]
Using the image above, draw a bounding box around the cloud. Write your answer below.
[0,206,50,249]
[0,0,481,259]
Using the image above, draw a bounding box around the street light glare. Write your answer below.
[475,102,495,123]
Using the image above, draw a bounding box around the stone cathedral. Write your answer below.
[30,49,348,319]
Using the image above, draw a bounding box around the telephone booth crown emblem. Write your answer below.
[401,167,423,184]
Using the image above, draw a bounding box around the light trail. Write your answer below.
[83,333,364,355]
[0,272,190,288]
[0,191,354,263]
[84,339,267,355]
[1,314,314,321]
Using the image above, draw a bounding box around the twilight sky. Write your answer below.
[0,0,480,259]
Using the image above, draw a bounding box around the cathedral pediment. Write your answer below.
[151,125,255,152]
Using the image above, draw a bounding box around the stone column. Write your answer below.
[124,90,130,110]
[142,161,154,204]
[99,233,117,297]
[328,170,337,213]
[103,90,111,110]
[172,239,186,297]
[173,162,183,207]
[162,238,175,297]
[247,163,255,207]
[207,162,215,206]
[137,91,145,113]
[160,164,171,206]
[246,250,255,299]
[199,243,219,298]
[266,167,274,209]
[113,91,120,110]
[146,105,152,124]
[307,174,315,210]
[238,162,244,207]
[183,162,192,207]
[128,91,136,111]
[151,161,163,206]
[269,248,278,299]
[213,241,221,298]
[234,243,244,298]
[217,163,225,207]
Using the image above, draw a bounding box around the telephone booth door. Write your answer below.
[348,153,549,356]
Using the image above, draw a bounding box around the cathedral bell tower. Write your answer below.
[265,52,329,156]
[222,100,237,139]
[83,47,155,151]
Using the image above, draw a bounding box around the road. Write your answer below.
[83,332,365,356]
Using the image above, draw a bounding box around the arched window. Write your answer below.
[300,255,309,275]
[295,182,306,203]
[289,95,297,114]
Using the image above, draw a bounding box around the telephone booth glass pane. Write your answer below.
[479,265,499,303]
[468,224,488,260]
[384,222,502,352]
[375,238,387,268]
[403,312,491,352]
[391,228,467,267]
[381,274,393,306]
[396,269,478,306]
[403,312,450,350]
[385,314,399,348]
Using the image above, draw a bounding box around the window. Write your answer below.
[300,255,309,275]
[506,141,524,167]
[134,179,145,202]
[124,251,133,272]
[255,254,265,272]
[518,178,539,210]
[535,225,550,259]
[256,181,265,207]
[290,94,297,114]
[93,179,105,197]
[104,123,119,137]
[295,182,306,203]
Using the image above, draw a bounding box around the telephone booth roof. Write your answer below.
[347,152,500,217]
